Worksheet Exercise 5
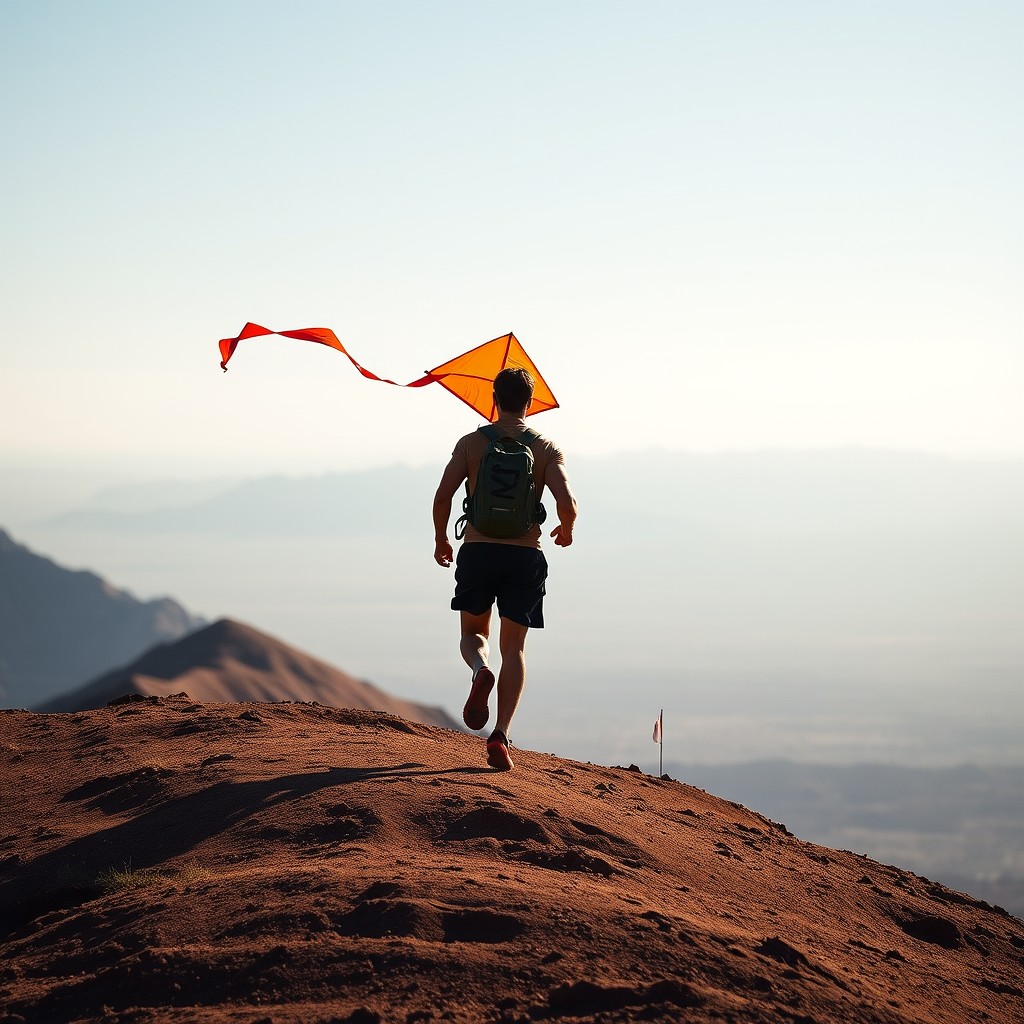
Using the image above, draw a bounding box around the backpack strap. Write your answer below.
[479,424,540,445]
[456,426,499,539]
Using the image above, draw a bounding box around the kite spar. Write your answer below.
[218,322,558,422]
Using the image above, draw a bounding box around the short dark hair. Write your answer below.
[493,367,535,413]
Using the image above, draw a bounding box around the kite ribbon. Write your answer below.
[218,322,438,388]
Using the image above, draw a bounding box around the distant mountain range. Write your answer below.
[0,527,203,707]
[37,465,437,536]
[37,617,459,730]
[0,525,459,727]
[34,449,1024,538]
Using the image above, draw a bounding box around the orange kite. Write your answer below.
[218,323,558,422]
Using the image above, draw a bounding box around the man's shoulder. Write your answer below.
[454,423,564,460]
[527,428,564,462]
[453,427,485,449]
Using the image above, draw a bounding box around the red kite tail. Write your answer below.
[218,323,439,387]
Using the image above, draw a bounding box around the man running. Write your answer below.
[432,367,578,770]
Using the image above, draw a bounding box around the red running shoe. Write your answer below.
[486,730,514,771]
[462,666,494,730]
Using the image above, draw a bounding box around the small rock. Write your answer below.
[201,753,235,767]
[346,1010,381,1024]
[899,915,964,950]
[755,936,808,968]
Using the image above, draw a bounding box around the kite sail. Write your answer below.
[217,323,558,422]
[427,332,558,421]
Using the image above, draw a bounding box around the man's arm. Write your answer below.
[432,455,467,567]
[544,462,578,547]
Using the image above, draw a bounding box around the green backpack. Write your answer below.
[455,425,547,539]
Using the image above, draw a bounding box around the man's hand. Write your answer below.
[433,455,465,568]
[544,462,577,549]
[550,524,573,547]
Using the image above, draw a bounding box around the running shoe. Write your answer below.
[462,666,494,730]
[486,730,514,771]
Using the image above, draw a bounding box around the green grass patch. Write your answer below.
[96,858,215,894]
[175,859,216,885]
[96,862,161,893]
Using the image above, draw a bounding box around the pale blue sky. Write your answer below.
[1,1,1021,475]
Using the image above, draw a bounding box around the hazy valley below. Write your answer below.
[3,448,1022,914]
[9,450,1021,766]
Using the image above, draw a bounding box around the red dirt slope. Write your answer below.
[1,698,1022,1024]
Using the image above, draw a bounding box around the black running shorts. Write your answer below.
[450,543,548,628]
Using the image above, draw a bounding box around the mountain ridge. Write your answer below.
[36,616,459,730]
[0,527,204,706]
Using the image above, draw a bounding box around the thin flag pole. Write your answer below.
[653,709,664,777]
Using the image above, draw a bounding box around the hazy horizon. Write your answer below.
[5,448,1021,775]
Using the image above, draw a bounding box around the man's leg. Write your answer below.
[459,609,491,677]
[484,617,527,770]
[460,609,494,730]
[494,616,529,737]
